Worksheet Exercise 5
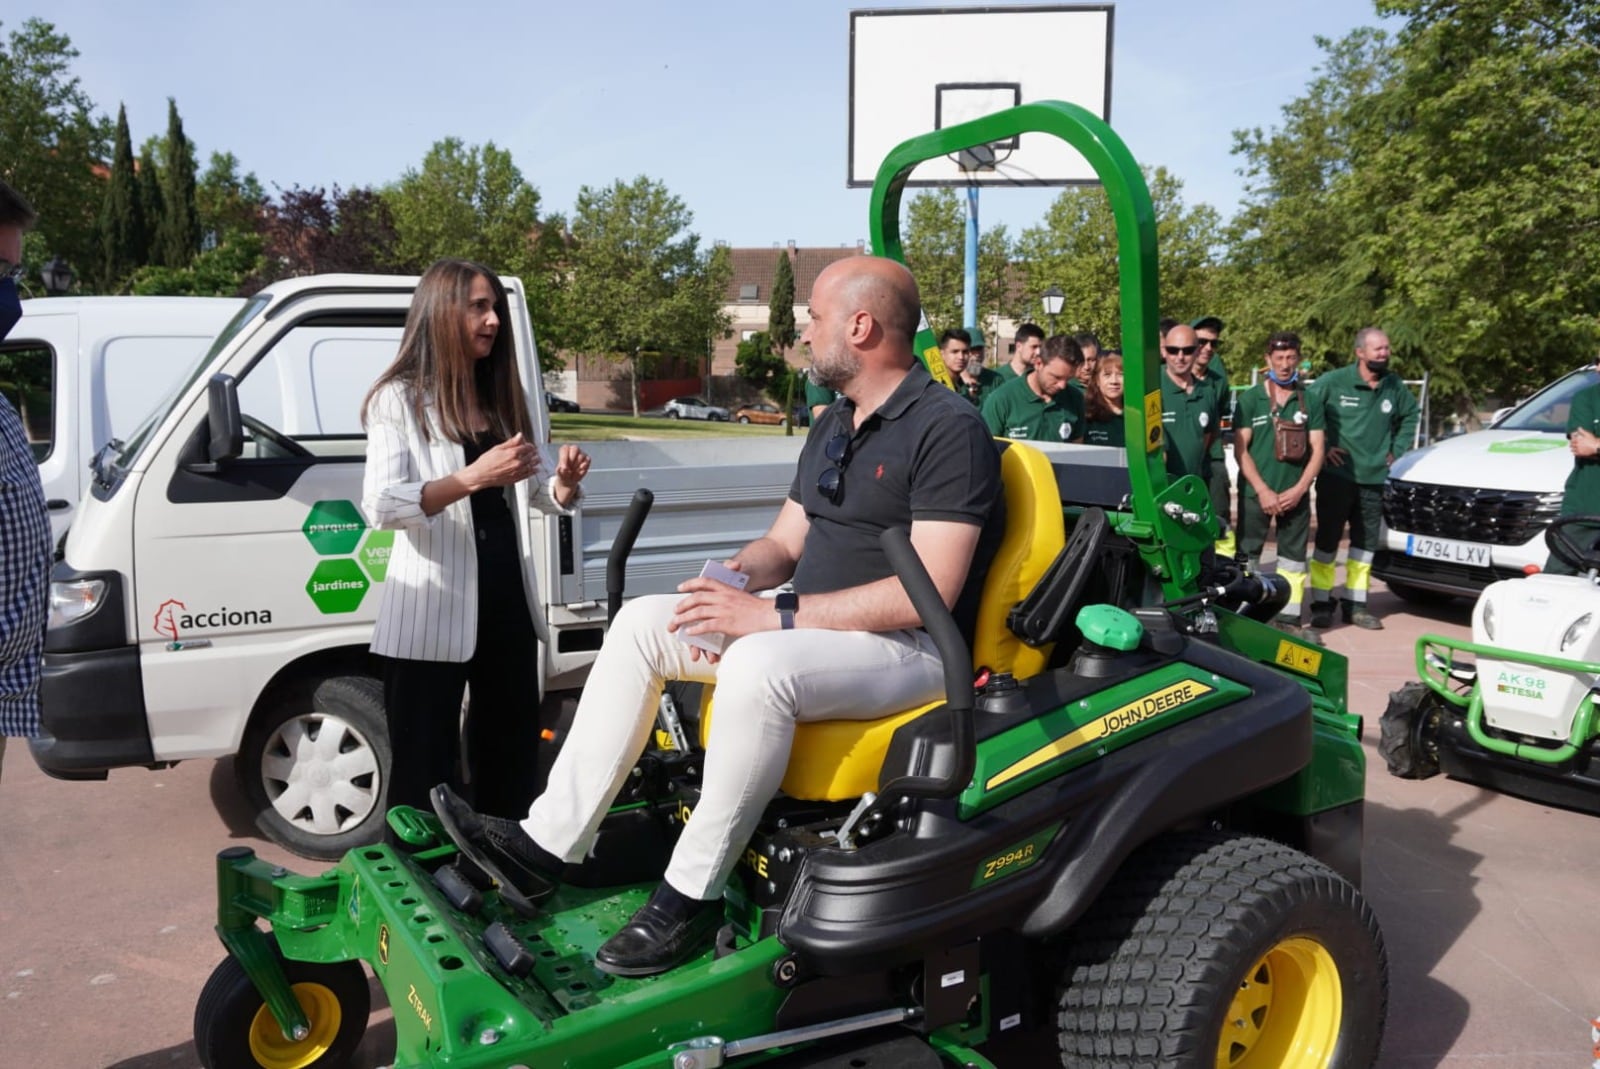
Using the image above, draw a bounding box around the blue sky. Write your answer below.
[29,0,1394,247]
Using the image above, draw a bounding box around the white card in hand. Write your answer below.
[679,560,749,655]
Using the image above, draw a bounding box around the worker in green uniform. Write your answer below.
[1159,323,1221,479]
[1235,332,1325,638]
[980,334,1084,442]
[1081,351,1125,447]
[1193,315,1236,556]
[1308,327,1419,630]
[938,327,1004,407]
[1546,372,1600,574]
[994,323,1045,383]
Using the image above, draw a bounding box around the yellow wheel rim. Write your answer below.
[1216,936,1342,1069]
[247,981,342,1069]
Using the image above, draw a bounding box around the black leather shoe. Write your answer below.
[430,784,559,917]
[594,885,722,977]
[1309,601,1334,629]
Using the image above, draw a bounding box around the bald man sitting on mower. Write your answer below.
[433,255,1005,977]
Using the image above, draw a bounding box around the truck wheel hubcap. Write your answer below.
[259,713,381,836]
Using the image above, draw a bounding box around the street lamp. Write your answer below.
[41,257,74,296]
[1041,286,1065,334]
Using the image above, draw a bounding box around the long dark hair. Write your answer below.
[1084,353,1124,422]
[361,259,533,444]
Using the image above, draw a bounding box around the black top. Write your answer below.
[789,362,1005,641]
[462,434,521,606]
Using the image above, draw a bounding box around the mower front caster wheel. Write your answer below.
[194,943,370,1069]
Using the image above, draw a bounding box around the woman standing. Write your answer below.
[1081,352,1126,447]
[361,259,590,820]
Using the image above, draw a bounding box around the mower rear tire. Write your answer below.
[194,942,370,1069]
[1056,831,1386,1069]
[1379,681,1443,779]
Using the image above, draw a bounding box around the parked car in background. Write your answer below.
[663,396,729,421]
[1375,365,1596,599]
[546,392,580,413]
[734,401,787,425]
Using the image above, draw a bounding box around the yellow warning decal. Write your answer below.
[925,344,954,389]
[1274,639,1323,677]
[986,678,1216,790]
[1143,390,1163,453]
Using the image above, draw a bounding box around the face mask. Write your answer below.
[0,279,20,343]
[1366,357,1389,374]
[1267,366,1299,386]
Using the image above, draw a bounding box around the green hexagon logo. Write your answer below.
[303,500,367,556]
[358,529,394,583]
[306,558,370,614]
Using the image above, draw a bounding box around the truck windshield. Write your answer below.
[96,295,271,492]
[1495,367,1600,432]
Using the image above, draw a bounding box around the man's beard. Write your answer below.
[809,341,861,391]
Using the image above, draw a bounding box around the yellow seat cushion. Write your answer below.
[698,441,1065,801]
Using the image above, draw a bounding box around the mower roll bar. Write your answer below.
[874,526,975,806]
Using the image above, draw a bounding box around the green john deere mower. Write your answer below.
[194,101,1387,1069]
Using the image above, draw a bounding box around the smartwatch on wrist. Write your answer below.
[775,591,798,630]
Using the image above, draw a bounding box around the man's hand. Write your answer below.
[1258,488,1281,516]
[668,571,767,663]
[1573,429,1600,459]
[1325,445,1349,468]
[1276,485,1306,513]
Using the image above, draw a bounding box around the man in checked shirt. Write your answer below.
[0,178,51,782]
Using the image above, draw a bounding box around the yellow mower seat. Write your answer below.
[698,440,1066,801]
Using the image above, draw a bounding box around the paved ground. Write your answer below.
[2,583,1597,1068]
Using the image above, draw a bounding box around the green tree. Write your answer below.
[136,147,165,265]
[559,176,732,417]
[0,18,110,288]
[196,151,264,249]
[902,190,963,331]
[768,251,796,358]
[385,138,559,346]
[98,104,145,289]
[901,189,1015,342]
[157,98,200,269]
[1015,168,1221,355]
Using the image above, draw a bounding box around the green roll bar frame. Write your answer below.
[867,100,1215,599]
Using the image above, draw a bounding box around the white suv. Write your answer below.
[663,396,730,421]
[1376,366,1596,599]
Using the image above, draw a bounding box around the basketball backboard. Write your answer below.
[848,5,1113,187]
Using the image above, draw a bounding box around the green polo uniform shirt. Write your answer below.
[994,362,1029,384]
[1082,417,1125,448]
[1561,383,1600,517]
[980,374,1084,443]
[1310,364,1420,485]
[951,366,1005,408]
[1160,371,1215,478]
[1235,383,1323,497]
[1200,364,1230,464]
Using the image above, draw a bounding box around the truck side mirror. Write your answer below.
[206,372,243,466]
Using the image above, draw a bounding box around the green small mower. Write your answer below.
[1381,515,1600,812]
[194,102,1387,1069]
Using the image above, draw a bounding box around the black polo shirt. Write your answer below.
[789,362,1005,640]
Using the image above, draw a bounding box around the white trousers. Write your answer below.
[523,593,945,899]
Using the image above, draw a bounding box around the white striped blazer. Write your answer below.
[361,381,579,662]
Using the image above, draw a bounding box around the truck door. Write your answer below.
[131,299,408,764]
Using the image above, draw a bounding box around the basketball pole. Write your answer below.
[964,184,979,336]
